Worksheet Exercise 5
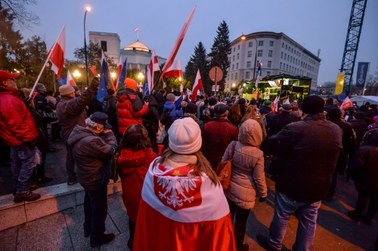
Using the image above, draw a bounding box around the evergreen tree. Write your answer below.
[208,20,231,91]
[184,42,210,95]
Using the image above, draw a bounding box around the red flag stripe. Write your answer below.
[49,27,65,80]
[191,70,203,102]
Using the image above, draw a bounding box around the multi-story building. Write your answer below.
[225,31,321,94]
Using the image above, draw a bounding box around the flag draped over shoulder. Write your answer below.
[147,50,160,95]
[66,70,76,86]
[49,27,66,79]
[190,69,203,102]
[97,51,110,103]
[133,160,236,251]
[160,7,196,79]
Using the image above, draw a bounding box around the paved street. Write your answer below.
[0,140,377,250]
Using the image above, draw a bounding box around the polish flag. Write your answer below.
[190,69,203,102]
[341,96,353,110]
[49,27,65,79]
[272,96,280,113]
[66,70,76,86]
[160,7,196,80]
[89,65,97,76]
[163,60,183,79]
[133,160,236,251]
[147,50,160,94]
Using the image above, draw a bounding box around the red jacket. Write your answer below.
[117,148,157,221]
[116,89,149,136]
[0,86,38,147]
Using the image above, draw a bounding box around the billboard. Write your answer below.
[356,62,369,87]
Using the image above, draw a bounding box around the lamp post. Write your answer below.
[83,5,91,87]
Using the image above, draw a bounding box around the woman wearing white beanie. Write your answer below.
[134,117,236,251]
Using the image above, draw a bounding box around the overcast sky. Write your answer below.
[21,0,378,85]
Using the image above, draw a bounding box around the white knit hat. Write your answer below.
[168,117,202,154]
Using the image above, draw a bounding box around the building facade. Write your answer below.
[225,31,321,92]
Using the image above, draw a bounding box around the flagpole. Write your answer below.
[29,27,64,98]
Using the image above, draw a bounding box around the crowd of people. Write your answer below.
[0,69,377,250]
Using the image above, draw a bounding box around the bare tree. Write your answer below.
[0,0,39,27]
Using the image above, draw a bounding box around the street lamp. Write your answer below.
[137,72,145,90]
[72,69,81,79]
[84,5,91,87]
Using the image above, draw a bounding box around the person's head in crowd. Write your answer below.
[282,103,292,113]
[326,107,342,120]
[291,101,299,111]
[36,83,47,94]
[249,98,257,106]
[124,78,138,91]
[354,112,365,120]
[208,96,218,107]
[166,93,176,102]
[239,98,247,107]
[301,95,325,115]
[168,117,202,155]
[326,98,334,105]
[263,100,272,107]
[59,85,75,98]
[120,124,151,150]
[184,102,197,115]
[85,111,112,134]
[0,70,20,89]
[213,103,229,118]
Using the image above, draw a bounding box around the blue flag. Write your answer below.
[142,65,149,97]
[97,52,110,103]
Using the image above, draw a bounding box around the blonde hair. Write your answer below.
[158,149,220,186]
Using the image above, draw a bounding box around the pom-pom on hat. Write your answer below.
[124,78,138,91]
[301,95,324,115]
[168,117,202,154]
[59,85,75,96]
[0,70,20,83]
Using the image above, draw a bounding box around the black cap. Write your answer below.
[214,103,228,116]
[90,112,112,129]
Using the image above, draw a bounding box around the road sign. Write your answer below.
[209,66,223,83]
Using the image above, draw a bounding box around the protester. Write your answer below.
[222,119,267,251]
[161,92,183,130]
[117,124,157,249]
[346,131,378,225]
[67,112,117,247]
[257,95,343,251]
[102,88,118,137]
[240,105,267,139]
[56,78,99,185]
[116,78,149,136]
[266,103,300,137]
[228,98,247,126]
[202,103,238,170]
[0,70,41,203]
[133,117,236,251]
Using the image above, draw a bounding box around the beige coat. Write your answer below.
[222,119,267,209]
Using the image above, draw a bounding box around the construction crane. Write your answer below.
[340,0,368,94]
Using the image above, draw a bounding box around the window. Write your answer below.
[257,50,263,57]
[282,43,285,48]
[235,72,238,80]
[247,51,252,57]
[258,40,264,46]
[233,47,236,52]
[101,41,107,52]
[281,52,283,58]
[237,45,240,50]
[269,41,274,46]
[248,41,253,47]
[247,61,251,68]
[237,53,239,60]
[245,71,250,79]
[267,61,272,68]
[232,64,234,70]
[268,50,273,57]
[233,55,235,61]
[267,71,271,76]
[236,63,239,69]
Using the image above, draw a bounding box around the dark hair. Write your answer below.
[119,124,151,150]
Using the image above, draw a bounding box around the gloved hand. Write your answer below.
[259,196,267,203]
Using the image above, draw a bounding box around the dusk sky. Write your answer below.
[21,0,378,85]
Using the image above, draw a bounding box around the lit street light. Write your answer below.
[72,69,81,79]
[84,5,91,87]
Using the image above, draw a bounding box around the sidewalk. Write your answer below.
[0,176,377,251]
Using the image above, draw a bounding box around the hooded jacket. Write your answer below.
[222,119,267,209]
[67,125,117,190]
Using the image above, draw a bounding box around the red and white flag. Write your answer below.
[133,160,236,251]
[190,69,203,102]
[272,96,280,113]
[49,27,65,79]
[163,60,183,79]
[66,70,76,86]
[160,7,196,80]
[147,50,160,94]
[341,96,353,110]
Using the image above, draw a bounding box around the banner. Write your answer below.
[355,62,369,87]
[334,72,345,95]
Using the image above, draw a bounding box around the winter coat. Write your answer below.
[222,119,267,209]
[67,125,117,190]
[116,88,149,136]
[267,113,343,204]
[347,145,378,192]
[117,148,157,221]
[0,85,38,147]
[56,83,97,141]
[161,100,183,129]
[202,117,239,170]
